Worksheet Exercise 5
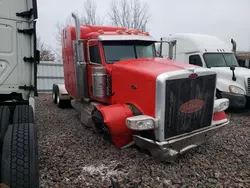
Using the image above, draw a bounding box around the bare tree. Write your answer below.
[54,0,102,44]
[37,36,56,61]
[108,0,150,31]
[81,0,103,25]
[54,14,75,44]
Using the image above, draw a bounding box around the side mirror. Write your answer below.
[230,66,236,81]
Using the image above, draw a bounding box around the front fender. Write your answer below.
[216,77,231,93]
[217,75,246,93]
[96,104,134,148]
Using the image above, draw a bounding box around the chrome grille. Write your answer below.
[164,74,216,139]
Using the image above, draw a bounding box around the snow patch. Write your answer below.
[78,162,126,181]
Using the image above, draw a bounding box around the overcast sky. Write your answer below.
[37,0,250,53]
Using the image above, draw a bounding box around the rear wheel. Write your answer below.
[52,84,71,108]
[0,106,10,143]
[13,105,34,124]
[52,91,57,104]
[52,84,58,104]
[56,92,67,108]
[1,123,39,188]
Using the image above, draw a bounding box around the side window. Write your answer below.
[89,45,101,64]
[189,55,203,67]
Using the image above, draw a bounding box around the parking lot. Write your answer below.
[37,94,250,188]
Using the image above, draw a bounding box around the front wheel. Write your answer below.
[92,110,112,143]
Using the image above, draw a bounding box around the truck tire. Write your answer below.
[92,110,112,142]
[1,123,39,188]
[56,92,64,108]
[52,84,58,104]
[56,91,71,109]
[0,106,10,143]
[13,105,34,124]
[56,91,65,108]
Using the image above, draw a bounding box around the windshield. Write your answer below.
[203,53,239,68]
[102,41,156,64]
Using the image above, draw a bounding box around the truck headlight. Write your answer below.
[213,98,229,112]
[229,85,245,95]
[126,115,157,131]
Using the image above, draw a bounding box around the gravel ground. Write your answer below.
[36,94,250,188]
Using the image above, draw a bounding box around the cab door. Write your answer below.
[87,41,107,102]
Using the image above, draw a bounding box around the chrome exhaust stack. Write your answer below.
[231,38,237,55]
[72,12,89,100]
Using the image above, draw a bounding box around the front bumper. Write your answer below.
[133,121,229,162]
[246,96,250,108]
[220,92,246,108]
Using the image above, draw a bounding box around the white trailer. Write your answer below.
[0,0,39,187]
[160,33,250,108]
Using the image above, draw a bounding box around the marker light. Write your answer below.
[116,30,123,34]
[125,30,132,34]
[133,29,139,35]
[126,115,157,131]
[98,30,104,34]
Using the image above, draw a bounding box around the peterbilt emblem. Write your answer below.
[189,73,198,79]
[180,99,204,114]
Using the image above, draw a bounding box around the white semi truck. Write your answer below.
[0,0,39,187]
[160,33,250,108]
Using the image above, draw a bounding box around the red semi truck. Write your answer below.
[52,13,230,162]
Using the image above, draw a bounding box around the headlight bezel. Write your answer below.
[126,115,158,131]
[229,85,245,95]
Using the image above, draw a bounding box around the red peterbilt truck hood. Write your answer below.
[111,57,197,116]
